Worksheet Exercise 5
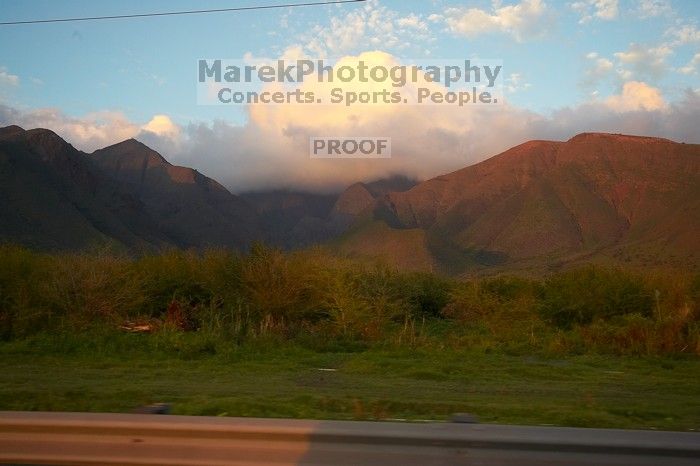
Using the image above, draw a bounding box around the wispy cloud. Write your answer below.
[0,105,139,152]
[637,0,673,19]
[441,0,551,42]
[570,0,618,24]
[505,73,532,93]
[666,23,700,46]
[678,52,700,75]
[0,67,20,87]
[614,43,673,80]
[582,52,615,87]
[288,0,435,57]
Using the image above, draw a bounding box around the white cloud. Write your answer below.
[137,84,700,192]
[291,0,434,57]
[279,11,290,29]
[593,0,618,19]
[442,0,550,42]
[678,53,700,75]
[616,67,633,80]
[605,81,666,112]
[396,14,428,32]
[582,52,614,86]
[581,47,670,88]
[505,73,532,93]
[637,0,672,18]
[614,43,672,79]
[137,115,182,155]
[666,23,700,46]
[279,45,306,61]
[141,114,179,138]
[0,106,141,152]
[2,52,699,194]
[0,67,19,87]
[570,0,618,23]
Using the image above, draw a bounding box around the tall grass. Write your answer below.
[0,244,697,356]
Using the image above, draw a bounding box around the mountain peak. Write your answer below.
[121,137,150,149]
[92,138,170,168]
[365,175,417,196]
[567,132,673,144]
[386,132,699,271]
[16,127,81,158]
[332,182,376,217]
[0,125,25,138]
[102,137,160,152]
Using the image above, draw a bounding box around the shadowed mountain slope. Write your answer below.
[0,126,170,251]
[91,139,260,250]
[0,126,259,252]
[381,133,699,272]
[1,126,697,273]
[240,190,337,249]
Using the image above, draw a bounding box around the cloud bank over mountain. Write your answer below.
[2,50,699,193]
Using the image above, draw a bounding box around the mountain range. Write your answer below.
[1,125,697,274]
[350,133,700,274]
[0,125,257,252]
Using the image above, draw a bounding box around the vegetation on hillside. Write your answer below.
[1,244,698,356]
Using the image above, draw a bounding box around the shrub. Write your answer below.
[393,272,452,319]
[0,245,697,356]
[539,266,653,328]
[0,245,51,338]
[46,253,145,328]
[241,243,319,321]
[441,281,500,323]
[132,250,211,318]
[482,276,535,301]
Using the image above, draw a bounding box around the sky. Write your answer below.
[0,0,699,192]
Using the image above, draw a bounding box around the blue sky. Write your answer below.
[0,0,699,191]
[1,0,698,120]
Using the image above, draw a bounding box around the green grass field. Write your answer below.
[1,245,699,431]
[1,333,698,431]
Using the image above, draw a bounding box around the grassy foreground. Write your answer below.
[0,244,699,430]
[1,333,699,431]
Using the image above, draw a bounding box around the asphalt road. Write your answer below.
[1,411,699,465]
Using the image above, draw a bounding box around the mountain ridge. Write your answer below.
[376,132,699,273]
[0,125,171,251]
[0,126,258,251]
[0,125,697,274]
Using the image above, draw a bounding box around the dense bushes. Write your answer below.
[0,244,697,355]
[396,272,453,319]
[539,266,653,328]
[0,246,50,338]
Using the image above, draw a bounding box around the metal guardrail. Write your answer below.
[1,411,699,465]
